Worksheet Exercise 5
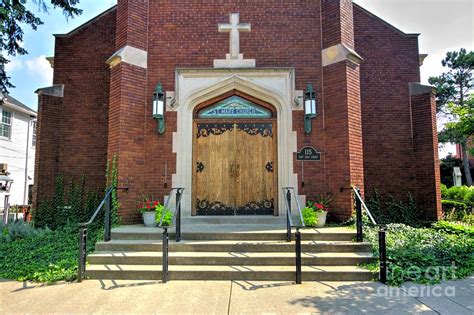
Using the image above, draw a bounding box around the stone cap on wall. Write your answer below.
[409,83,435,96]
[35,85,64,98]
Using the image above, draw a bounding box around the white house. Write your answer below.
[0,94,37,210]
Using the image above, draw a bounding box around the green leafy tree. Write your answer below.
[429,49,474,114]
[438,97,474,186]
[429,49,474,186]
[0,0,82,95]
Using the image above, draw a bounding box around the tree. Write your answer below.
[429,48,474,114]
[0,0,82,95]
[429,49,474,186]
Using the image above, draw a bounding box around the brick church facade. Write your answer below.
[33,0,441,224]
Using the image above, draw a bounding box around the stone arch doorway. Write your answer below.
[191,90,278,216]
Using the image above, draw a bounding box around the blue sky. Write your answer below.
[4,0,473,156]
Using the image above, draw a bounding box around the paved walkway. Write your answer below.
[1,277,472,314]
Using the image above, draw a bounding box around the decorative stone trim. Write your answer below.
[171,68,301,217]
[35,84,64,98]
[322,43,363,67]
[409,83,435,96]
[106,45,147,69]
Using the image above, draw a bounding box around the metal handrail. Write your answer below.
[352,186,387,284]
[282,187,305,284]
[282,187,305,227]
[158,187,185,283]
[352,186,377,225]
[77,187,115,283]
[158,188,185,229]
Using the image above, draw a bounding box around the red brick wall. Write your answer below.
[107,63,147,224]
[411,90,442,220]
[116,0,148,50]
[145,0,326,209]
[322,0,355,49]
[36,1,441,223]
[49,8,117,192]
[33,93,62,206]
[354,4,421,201]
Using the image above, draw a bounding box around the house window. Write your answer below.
[32,121,37,146]
[0,109,12,139]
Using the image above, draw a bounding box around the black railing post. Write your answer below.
[295,228,302,284]
[286,189,292,242]
[355,187,363,242]
[379,227,387,284]
[78,226,87,282]
[176,190,181,242]
[162,228,169,283]
[104,191,112,242]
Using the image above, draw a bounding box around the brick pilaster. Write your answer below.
[33,86,64,208]
[322,0,364,221]
[410,84,442,220]
[108,0,149,223]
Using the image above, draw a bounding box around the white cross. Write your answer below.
[218,13,251,60]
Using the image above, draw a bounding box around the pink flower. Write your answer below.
[315,203,324,210]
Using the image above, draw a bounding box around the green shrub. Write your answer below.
[0,221,51,243]
[155,204,173,226]
[0,224,103,283]
[364,224,474,286]
[302,207,317,227]
[440,184,448,198]
[433,220,474,236]
[442,200,470,220]
[464,189,474,203]
[446,185,471,200]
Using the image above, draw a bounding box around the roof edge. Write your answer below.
[353,3,420,38]
[54,5,117,38]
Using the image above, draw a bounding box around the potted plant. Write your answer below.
[138,199,160,227]
[302,195,332,228]
[155,203,173,227]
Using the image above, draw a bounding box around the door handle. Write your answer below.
[236,163,241,178]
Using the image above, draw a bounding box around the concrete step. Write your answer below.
[95,240,372,253]
[111,225,356,242]
[88,251,375,266]
[181,216,287,225]
[85,264,375,281]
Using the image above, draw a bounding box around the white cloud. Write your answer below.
[25,55,53,85]
[5,58,23,72]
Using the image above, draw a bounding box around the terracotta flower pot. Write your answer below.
[143,212,157,227]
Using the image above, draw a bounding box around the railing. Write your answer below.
[77,187,114,283]
[352,186,387,284]
[158,187,185,283]
[282,187,305,284]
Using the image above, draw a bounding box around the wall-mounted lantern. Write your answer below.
[304,84,317,134]
[152,83,165,134]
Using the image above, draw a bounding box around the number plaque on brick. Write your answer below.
[297,146,321,161]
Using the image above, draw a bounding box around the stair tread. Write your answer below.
[87,264,372,273]
[112,225,356,234]
[97,240,368,245]
[89,251,373,258]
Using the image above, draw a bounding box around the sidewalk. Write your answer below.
[1,277,472,314]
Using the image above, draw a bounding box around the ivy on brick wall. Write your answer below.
[32,175,100,230]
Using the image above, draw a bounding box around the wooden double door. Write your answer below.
[193,120,277,216]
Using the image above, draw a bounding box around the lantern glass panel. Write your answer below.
[157,100,164,116]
